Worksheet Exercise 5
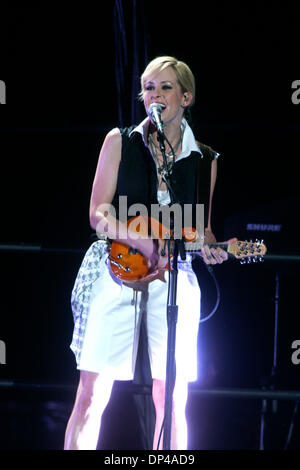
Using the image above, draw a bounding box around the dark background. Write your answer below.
[0,2,300,450]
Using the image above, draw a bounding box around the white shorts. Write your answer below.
[70,241,201,382]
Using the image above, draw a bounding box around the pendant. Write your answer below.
[158,160,173,175]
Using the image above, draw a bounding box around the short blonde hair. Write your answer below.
[139,56,195,107]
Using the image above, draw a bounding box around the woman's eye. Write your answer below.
[144,84,172,91]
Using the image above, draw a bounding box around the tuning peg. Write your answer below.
[252,256,258,263]
[240,258,246,265]
[258,256,264,263]
[247,257,252,264]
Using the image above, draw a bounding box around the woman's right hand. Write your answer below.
[147,238,169,271]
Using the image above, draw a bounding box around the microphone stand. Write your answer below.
[155,130,186,450]
[259,272,280,449]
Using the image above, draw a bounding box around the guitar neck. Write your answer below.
[184,241,229,253]
[208,243,229,251]
[184,240,267,260]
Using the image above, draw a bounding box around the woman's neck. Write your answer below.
[148,119,183,153]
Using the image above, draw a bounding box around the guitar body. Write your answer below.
[108,216,267,283]
[110,241,149,282]
[109,216,193,282]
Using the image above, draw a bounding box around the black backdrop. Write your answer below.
[1,3,300,451]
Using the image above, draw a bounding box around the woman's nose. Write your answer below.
[151,88,161,99]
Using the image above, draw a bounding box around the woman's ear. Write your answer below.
[181,92,193,108]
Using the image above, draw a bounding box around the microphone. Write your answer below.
[148,103,165,135]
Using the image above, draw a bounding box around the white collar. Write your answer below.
[129,117,203,160]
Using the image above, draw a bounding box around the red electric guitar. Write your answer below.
[108,216,267,283]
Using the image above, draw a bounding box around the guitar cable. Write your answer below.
[199,262,221,324]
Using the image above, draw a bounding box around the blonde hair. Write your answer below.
[139,56,195,107]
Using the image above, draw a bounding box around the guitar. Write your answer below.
[108,216,267,283]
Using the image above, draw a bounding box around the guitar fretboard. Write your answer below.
[184,241,228,253]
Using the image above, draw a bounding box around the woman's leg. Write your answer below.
[64,369,114,450]
[152,377,189,450]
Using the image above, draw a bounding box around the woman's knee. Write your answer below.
[152,378,188,412]
[152,379,166,405]
[75,370,113,414]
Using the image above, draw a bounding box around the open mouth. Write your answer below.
[153,102,166,109]
[147,102,166,116]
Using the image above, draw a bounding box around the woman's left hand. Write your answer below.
[201,243,231,265]
[201,229,237,265]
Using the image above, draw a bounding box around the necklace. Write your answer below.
[148,130,183,175]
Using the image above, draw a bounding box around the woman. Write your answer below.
[64,56,234,450]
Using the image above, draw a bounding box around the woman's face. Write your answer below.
[142,66,191,128]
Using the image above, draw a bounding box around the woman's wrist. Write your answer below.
[134,238,159,270]
[204,228,217,244]
[149,239,159,271]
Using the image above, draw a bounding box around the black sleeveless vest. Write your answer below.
[111,126,218,229]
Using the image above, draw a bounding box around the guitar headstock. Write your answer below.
[228,239,267,264]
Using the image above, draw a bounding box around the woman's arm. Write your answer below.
[204,157,217,243]
[89,127,122,231]
[89,128,159,264]
[207,157,218,232]
[202,158,237,264]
